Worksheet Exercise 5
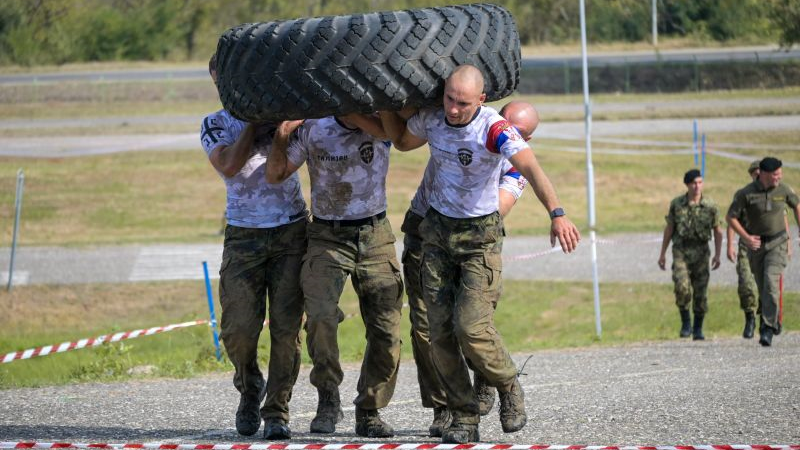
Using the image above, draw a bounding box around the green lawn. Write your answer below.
[2,279,796,389]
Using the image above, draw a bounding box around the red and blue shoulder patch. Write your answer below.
[486,120,523,153]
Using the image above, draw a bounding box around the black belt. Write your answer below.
[313,211,386,227]
[761,230,786,243]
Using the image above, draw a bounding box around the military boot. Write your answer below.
[498,378,527,433]
[441,421,479,444]
[473,372,496,416]
[263,418,291,440]
[743,311,755,339]
[692,314,705,341]
[679,309,692,338]
[309,389,343,434]
[235,379,267,436]
[355,407,394,438]
[428,406,452,438]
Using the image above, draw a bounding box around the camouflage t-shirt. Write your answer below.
[286,116,391,220]
[200,109,307,228]
[409,159,528,217]
[407,106,529,218]
[666,194,722,248]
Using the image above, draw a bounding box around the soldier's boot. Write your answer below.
[235,380,267,436]
[498,378,527,433]
[473,372,496,416]
[441,421,479,444]
[428,406,452,438]
[355,407,394,438]
[263,418,291,440]
[679,310,692,338]
[743,311,755,339]
[692,314,705,341]
[309,389,344,434]
[759,318,774,347]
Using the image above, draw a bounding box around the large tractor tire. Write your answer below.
[215,3,520,122]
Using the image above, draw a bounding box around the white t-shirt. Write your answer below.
[407,106,529,218]
[200,109,307,228]
[287,116,391,220]
[410,159,527,217]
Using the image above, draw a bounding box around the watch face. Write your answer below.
[551,208,565,218]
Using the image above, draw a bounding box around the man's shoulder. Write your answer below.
[202,109,241,130]
[670,194,687,207]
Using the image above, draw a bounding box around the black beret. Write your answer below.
[759,157,782,172]
[683,169,701,184]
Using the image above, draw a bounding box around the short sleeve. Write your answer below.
[486,119,528,160]
[787,185,799,209]
[498,162,527,200]
[406,109,430,141]
[665,200,676,226]
[285,126,310,168]
[727,189,747,220]
[200,112,237,157]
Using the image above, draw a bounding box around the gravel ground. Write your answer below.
[1,334,798,445]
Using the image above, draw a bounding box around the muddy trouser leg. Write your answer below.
[261,220,307,422]
[689,247,710,316]
[219,225,268,398]
[402,211,447,409]
[302,223,353,394]
[352,218,403,410]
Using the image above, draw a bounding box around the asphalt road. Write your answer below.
[1,334,798,445]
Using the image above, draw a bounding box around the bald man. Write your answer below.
[401,101,537,438]
[382,65,580,443]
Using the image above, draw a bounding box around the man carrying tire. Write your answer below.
[402,101,537,438]
[381,65,580,443]
[266,114,403,438]
[201,54,307,440]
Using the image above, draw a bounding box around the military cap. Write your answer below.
[683,169,702,184]
[748,160,760,174]
[759,157,782,172]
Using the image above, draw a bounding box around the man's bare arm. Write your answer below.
[210,123,257,178]
[265,120,304,184]
[658,222,674,270]
[726,215,761,250]
[712,225,722,270]
[379,111,427,151]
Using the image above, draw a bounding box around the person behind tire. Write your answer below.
[401,101,537,438]
[381,65,580,444]
[266,113,403,438]
[658,169,723,341]
[727,157,799,347]
[200,53,308,440]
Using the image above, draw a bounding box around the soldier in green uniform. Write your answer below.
[727,161,761,339]
[727,157,800,347]
[658,169,723,340]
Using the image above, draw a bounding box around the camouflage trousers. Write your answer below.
[302,216,403,409]
[420,208,517,424]
[219,220,306,422]
[748,238,788,330]
[736,242,758,313]
[400,209,447,410]
[671,243,710,314]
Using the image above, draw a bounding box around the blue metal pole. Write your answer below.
[693,120,698,167]
[202,261,222,361]
[701,133,706,177]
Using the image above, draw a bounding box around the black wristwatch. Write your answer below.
[549,207,565,219]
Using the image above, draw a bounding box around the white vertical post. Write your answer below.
[7,169,24,292]
[652,0,658,47]
[579,0,602,338]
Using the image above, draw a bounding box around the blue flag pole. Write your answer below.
[693,119,698,167]
[203,261,222,361]
[701,133,706,177]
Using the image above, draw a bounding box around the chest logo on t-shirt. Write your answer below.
[359,142,374,164]
[457,148,473,166]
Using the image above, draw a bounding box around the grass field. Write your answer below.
[2,278,797,389]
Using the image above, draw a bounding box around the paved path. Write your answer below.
[2,232,798,292]
[1,334,798,444]
[2,114,799,158]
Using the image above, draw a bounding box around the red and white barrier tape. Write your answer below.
[1,444,798,450]
[1,320,208,364]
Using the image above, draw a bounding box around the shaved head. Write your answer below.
[500,101,539,141]
[442,65,487,125]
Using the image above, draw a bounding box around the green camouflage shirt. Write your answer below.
[666,194,721,248]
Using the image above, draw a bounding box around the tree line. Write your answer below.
[1,0,797,66]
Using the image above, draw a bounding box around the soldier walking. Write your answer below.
[727,157,799,346]
[658,169,723,340]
